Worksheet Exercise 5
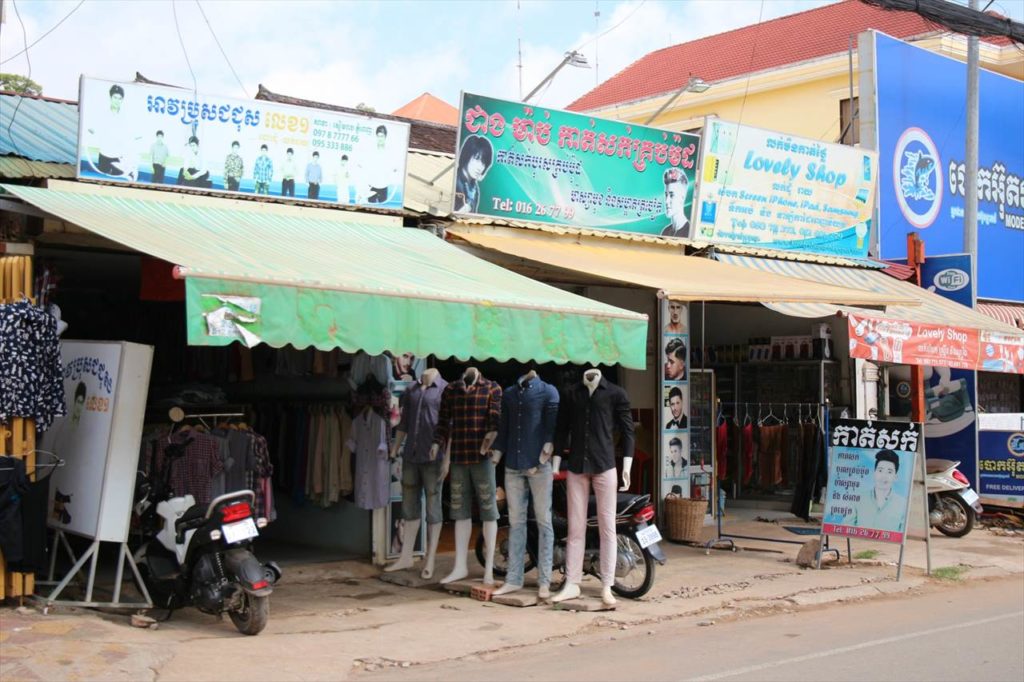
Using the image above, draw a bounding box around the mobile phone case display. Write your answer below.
[385,368,447,579]
[431,368,502,585]
[689,369,717,514]
[551,369,634,607]
[660,299,692,504]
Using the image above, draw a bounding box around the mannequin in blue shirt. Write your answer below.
[490,369,560,600]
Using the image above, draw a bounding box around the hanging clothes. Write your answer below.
[716,421,729,481]
[741,422,754,486]
[348,407,390,510]
[155,430,226,507]
[0,301,67,432]
[791,420,826,520]
[758,424,786,488]
[0,456,31,565]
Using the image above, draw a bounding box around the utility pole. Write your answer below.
[964,0,980,304]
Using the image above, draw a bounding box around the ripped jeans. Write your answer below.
[448,461,499,522]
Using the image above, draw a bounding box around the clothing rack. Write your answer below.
[0,450,64,471]
[169,407,246,431]
[705,400,849,564]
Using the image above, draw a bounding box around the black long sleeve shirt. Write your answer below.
[554,378,635,475]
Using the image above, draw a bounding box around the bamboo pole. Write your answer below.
[0,254,37,600]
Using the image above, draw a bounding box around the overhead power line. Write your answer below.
[859,0,1024,44]
[0,0,86,66]
[195,0,249,98]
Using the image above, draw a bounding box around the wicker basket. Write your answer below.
[664,496,707,543]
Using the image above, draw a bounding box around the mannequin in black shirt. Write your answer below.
[551,369,634,607]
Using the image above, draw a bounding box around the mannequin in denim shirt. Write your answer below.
[490,369,560,599]
[385,368,448,579]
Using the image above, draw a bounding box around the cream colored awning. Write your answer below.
[448,226,917,307]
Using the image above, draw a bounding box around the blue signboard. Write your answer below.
[978,428,1024,504]
[874,33,1024,302]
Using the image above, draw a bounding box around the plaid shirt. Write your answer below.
[253,154,273,183]
[433,377,502,465]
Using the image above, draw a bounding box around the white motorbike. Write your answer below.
[926,459,983,538]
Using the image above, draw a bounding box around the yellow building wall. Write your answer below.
[600,36,1022,141]
[652,72,855,141]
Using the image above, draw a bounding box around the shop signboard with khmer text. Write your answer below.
[871,32,1024,302]
[452,92,701,237]
[76,77,409,210]
[822,419,919,544]
[847,311,1024,375]
[694,119,878,259]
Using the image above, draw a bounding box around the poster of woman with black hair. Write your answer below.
[453,134,494,214]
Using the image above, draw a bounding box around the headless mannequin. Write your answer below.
[492,368,557,599]
[385,368,445,579]
[552,369,633,607]
[431,367,499,585]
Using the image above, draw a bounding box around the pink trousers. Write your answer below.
[566,469,617,586]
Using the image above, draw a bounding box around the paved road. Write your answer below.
[365,577,1024,682]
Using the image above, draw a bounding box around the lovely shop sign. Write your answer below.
[452,92,701,237]
[847,313,979,370]
[694,119,878,259]
[848,312,1024,374]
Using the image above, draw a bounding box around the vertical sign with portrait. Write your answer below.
[660,299,691,506]
[821,420,920,544]
[39,341,154,542]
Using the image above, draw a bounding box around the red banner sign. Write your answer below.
[847,313,1024,374]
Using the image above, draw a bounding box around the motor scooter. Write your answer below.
[133,439,281,635]
[927,458,983,538]
[478,471,666,598]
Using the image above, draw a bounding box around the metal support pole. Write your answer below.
[965,0,980,287]
[84,540,100,603]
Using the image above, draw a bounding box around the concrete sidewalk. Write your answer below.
[1,517,1021,682]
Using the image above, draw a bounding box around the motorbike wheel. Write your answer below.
[229,592,269,636]
[476,526,535,578]
[610,533,656,599]
[935,494,974,538]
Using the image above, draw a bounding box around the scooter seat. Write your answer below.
[174,503,206,530]
[587,492,645,518]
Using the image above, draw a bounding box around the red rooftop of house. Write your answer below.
[567,0,944,112]
[392,92,459,127]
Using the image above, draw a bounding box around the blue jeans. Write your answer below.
[504,462,553,588]
[449,461,499,522]
[401,459,443,524]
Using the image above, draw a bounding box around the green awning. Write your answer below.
[2,184,648,368]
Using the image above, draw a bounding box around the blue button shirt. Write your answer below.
[495,377,559,471]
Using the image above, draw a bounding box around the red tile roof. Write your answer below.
[568,0,941,112]
[392,92,458,127]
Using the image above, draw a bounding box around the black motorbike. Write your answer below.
[133,440,280,635]
[477,471,666,598]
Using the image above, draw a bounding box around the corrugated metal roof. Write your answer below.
[450,218,881,268]
[0,157,75,179]
[405,150,453,216]
[449,225,909,306]
[0,93,78,163]
[2,182,648,368]
[977,302,1024,330]
[716,253,1022,335]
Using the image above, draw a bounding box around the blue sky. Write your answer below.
[2,0,1021,113]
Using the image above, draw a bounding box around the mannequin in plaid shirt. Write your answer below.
[431,367,502,585]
